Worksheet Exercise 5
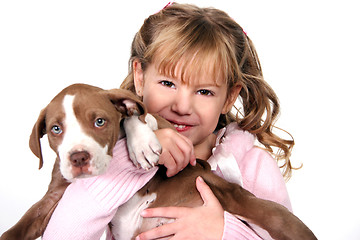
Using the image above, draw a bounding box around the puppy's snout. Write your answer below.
[70,151,90,167]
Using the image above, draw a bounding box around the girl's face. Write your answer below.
[133,60,240,146]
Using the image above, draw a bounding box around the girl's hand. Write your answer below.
[136,176,225,240]
[155,128,196,177]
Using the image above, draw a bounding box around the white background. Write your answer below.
[0,1,359,239]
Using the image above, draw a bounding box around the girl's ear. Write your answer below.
[222,84,242,114]
[133,59,144,97]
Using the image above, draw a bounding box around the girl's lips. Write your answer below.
[167,120,194,132]
[160,114,197,132]
[173,123,191,132]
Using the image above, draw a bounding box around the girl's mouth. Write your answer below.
[172,123,191,132]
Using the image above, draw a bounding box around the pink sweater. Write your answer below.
[43,123,291,240]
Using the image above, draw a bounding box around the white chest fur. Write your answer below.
[111,192,157,240]
[111,191,176,240]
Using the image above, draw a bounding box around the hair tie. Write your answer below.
[162,1,174,10]
[154,1,173,14]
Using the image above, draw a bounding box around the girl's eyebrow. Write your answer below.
[194,80,222,88]
[196,83,219,88]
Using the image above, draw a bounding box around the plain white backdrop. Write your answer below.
[0,1,359,239]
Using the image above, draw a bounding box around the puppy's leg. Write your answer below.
[124,113,162,170]
[1,158,69,240]
[201,172,317,240]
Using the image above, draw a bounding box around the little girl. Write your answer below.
[44,3,295,239]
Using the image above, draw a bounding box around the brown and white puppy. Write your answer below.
[1,83,317,240]
[0,83,163,240]
[30,83,162,181]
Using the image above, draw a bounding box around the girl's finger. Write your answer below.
[158,151,177,177]
[169,133,193,170]
[141,206,187,219]
[196,176,219,206]
[168,146,187,176]
[177,133,196,166]
[136,221,178,240]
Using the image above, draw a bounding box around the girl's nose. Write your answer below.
[171,89,193,115]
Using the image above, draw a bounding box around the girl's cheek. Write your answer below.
[143,95,165,113]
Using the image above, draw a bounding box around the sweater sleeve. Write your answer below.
[42,139,158,240]
[222,211,262,240]
[240,147,292,211]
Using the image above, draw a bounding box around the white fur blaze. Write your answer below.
[58,95,111,180]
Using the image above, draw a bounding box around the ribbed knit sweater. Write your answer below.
[43,123,291,240]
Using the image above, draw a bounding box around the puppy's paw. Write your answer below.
[124,114,162,170]
[128,136,161,170]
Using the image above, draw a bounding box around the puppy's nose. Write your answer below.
[70,151,90,167]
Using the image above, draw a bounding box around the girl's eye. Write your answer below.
[51,125,62,135]
[197,89,214,96]
[160,80,175,88]
[94,118,106,128]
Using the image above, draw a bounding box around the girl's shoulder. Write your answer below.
[213,122,256,157]
[208,122,278,185]
[212,122,278,170]
[207,122,257,186]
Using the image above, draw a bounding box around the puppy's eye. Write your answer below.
[51,125,62,135]
[94,118,106,128]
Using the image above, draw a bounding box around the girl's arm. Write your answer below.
[138,124,291,239]
[138,177,264,240]
[43,139,158,240]
[138,127,288,240]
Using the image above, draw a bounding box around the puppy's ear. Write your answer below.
[29,108,47,169]
[106,89,148,123]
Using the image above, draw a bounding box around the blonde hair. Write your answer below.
[121,3,295,180]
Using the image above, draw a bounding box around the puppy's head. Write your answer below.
[29,83,145,180]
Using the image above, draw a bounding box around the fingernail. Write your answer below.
[191,156,197,166]
[135,236,140,240]
[140,210,147,217]
[197,176,204,182]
